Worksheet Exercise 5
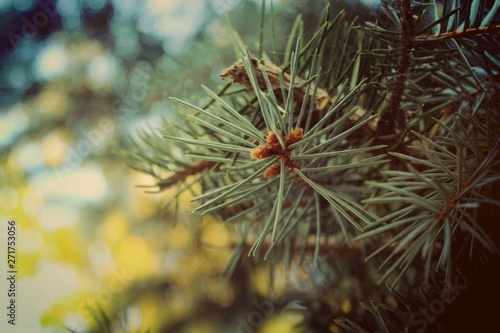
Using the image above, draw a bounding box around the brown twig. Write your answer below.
[156,161,216,191]
[435,180,472,224]
[417,25,500,40]
[378,0,415,136]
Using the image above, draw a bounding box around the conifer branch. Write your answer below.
[417,24,500,40]
[120,1,500,330]
[155,161,216,191]
[378,0,415,136]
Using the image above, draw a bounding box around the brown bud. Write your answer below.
[286,128,303,146]
[263,163,281,178]
[266,130,283,151]
[250,144,273,160]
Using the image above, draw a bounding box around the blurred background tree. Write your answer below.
[1,0,499,333]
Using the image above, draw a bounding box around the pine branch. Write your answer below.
[154,161,216,191]
[120,1,500,331]
[355,113,500,287]
[417,24,500,39]
[378,0,415,136]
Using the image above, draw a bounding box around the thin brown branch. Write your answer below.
[156,161,216,191]
[378,0,415,136]
[417,24,500,40]
[435,180,470,224]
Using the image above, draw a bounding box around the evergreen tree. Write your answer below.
[121,0,500,331]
